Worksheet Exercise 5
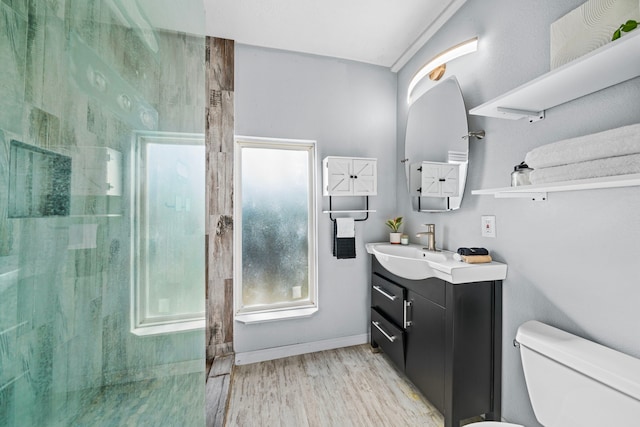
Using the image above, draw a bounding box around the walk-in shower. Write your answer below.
[0,0,206,425]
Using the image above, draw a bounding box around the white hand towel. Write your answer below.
[336,218,355,238]
[524,123,640,169]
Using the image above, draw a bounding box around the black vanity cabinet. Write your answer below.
[370,257,502,427]
[405,290,446,411]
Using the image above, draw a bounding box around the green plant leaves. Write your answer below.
[612,20,638,41]
[385,216,403,232]
[623,20,638,32]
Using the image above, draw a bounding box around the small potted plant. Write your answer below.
[612,19,638,40]
[385,216,403,244]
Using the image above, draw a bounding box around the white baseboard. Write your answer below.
[235,333,370,365]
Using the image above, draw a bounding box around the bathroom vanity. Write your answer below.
[367,244,507,427]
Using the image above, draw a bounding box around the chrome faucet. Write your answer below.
[416,224,436,251]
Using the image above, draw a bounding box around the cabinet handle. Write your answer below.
[372,321,396,343]
[373,285,397,301]
[404,300,413,328]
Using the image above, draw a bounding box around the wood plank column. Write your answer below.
[205,37,234,360]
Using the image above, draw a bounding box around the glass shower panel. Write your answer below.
[0,0,206,425]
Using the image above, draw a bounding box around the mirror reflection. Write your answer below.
[404,76,469,212]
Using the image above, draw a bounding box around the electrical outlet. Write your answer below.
[481,215,496,238]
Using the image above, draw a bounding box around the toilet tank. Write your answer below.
[516,321,640,426]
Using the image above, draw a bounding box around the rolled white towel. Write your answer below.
[525,123,640,169]
[529,153,640,185]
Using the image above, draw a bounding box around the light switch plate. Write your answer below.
[481,215,496,238]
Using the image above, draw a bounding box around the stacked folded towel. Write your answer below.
[524,123,640,185]
[455,247,492,264]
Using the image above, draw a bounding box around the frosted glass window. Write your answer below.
[132,133,205,333]
[237,139,317,313]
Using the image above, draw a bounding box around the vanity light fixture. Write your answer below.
[407,37,478,104]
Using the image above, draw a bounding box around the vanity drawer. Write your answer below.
[371,308,405,370]
[371,274,406,326]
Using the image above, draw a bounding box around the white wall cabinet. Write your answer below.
[323,156,377,196]
[410,161,459,197]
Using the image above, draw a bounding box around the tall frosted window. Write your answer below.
[237,138,317,314]
[132,133,205,333]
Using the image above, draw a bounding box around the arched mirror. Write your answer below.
[404,76,469,212]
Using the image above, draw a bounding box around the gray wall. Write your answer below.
[396,0,640,425]
[233,44,397,353]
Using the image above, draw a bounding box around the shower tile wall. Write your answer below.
[0,1,205,425]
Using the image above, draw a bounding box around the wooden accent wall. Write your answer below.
[205,37,234,359]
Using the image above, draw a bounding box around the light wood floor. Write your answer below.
[225,345,445,427]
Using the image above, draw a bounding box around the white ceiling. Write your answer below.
[204,0,468,71]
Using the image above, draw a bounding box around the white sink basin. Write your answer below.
[365,242,508,283]
[369,243,447,262]
[365,243,447,280]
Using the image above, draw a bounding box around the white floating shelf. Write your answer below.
[469,30,640,121]
[472,173,640,201]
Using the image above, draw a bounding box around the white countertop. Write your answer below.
[366,242,507,284]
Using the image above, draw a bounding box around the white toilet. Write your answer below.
[468,320,640,427]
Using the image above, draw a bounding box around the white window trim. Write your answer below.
[234,136,318,324]
[130,131,206,336]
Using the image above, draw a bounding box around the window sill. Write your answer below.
[235,307,318,324]
[131,319,204,336]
